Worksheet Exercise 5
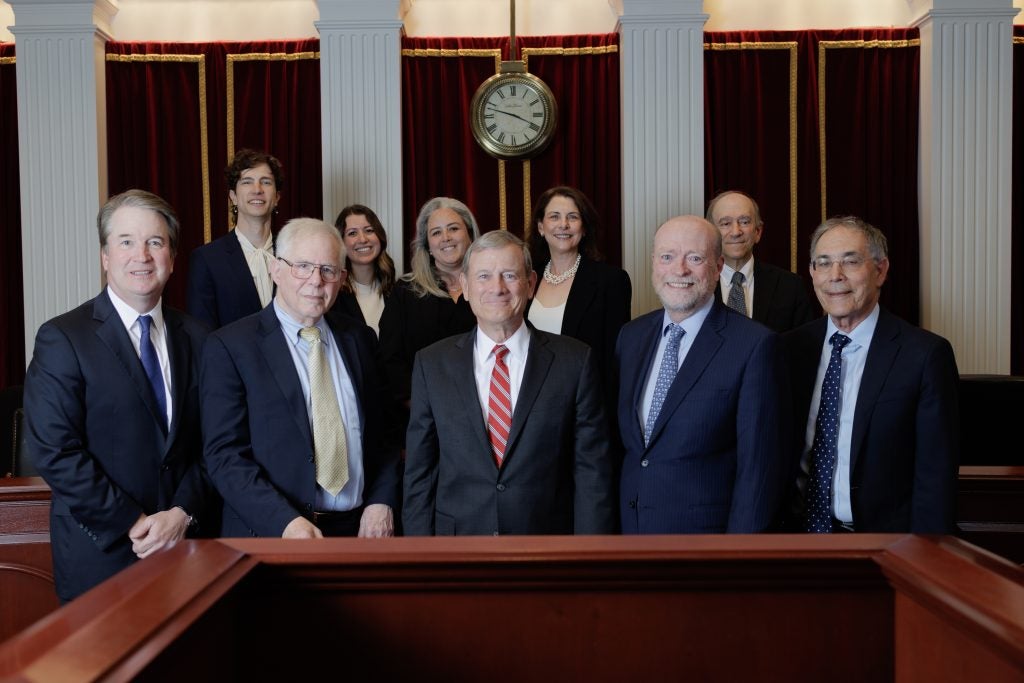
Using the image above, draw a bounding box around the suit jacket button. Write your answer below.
[308,456,314,463]
[305,503,313,511]
[641,459,649,467]
[161,464,170,471]
[492,531,499,536]
[629,500,637,509]
[496,483,506,491]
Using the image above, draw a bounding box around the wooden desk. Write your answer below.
[0,477,57,646]
[0,535,1020,682]
[957,466,1024,562]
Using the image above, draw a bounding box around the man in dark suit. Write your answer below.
[783,216,959,533]
[707,190,816,332]
[618,215,787,534]
[403,230,615,536]
[187,149,283,329]
[24,190,210,602]
[202,218,399,538]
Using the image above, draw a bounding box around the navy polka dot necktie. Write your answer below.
[805,331,852,533]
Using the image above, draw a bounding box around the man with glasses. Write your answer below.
[783,216,959,533]
[707,190,816,332]
[201,218,399,538]
[617,215,788,534]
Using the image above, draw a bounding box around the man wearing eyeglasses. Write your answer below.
[707,190,816,332]
[782,216,959,533]
[201,218,400,538]
[617,215,788,534]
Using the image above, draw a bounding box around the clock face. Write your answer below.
[470,72,558,159]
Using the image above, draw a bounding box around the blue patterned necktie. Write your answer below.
[727,270,747,315]
[805,331,852,533]
[644,323,685,446]
[138,315,168,431]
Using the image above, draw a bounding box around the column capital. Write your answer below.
[315,0,407,28]
[909,0,1019,26]
[7,0,117,38]
[611,0,707,24]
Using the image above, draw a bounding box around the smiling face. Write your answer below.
[537,194,584,258]
[271,230,343,327]
[426,207,472,273]
[461,243,537,340]
[341,213,382,268]
[810,225,889,333]
[710,192,762,270]
[101,205,175,313]
[229,162,279,223]
[651,216,723,322]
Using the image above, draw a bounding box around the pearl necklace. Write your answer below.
[543,254,582,285]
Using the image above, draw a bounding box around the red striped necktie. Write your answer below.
[487,344,512,467]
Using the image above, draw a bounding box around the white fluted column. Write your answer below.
[613,0,708,316]
[9,0,115,362]
[912,0,1018,373]
[315,0,407,272]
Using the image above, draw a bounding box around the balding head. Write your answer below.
[651,216,724,322]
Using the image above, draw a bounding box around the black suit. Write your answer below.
[403,328,616,535]
[201,306,400,537]
[187,231,264,329]
[783,309,960,532]
[717,259,816,333]
[24,291,209,601]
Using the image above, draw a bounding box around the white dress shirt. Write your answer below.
[352,279,385,337]
[720,258,755,317]
[473,322,531,426]
[526,298,566,335]
[640,296,714,428]
[274,301,366,512]
[799,304,880,524]
[106,286,173,428]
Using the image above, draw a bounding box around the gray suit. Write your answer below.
[403,327,616,535]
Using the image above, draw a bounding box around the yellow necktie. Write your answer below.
[299,326,349,496]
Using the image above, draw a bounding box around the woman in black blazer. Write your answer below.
[526,186,632,407]
[333,204,397,336]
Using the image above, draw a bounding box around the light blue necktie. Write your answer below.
[138,315,168,432]
[644,324,685,446]
[805,332,852,532]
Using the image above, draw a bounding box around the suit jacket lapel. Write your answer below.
[453,330,492,463]
[630,313,664,436]
[560,258,594,337]
[93,291,168,435]
[647,303,726,448]
[503,330,553,464]
[225,231,266,309]
[163,308,191,451]
[257,306,313,445]
[850,309,899,472]
[327,315,365,430]
[751,260,778,324]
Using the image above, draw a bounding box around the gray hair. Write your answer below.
[809,215,888,263]
[276,217,346,264]
[461,229,532,276]
[405,197,481,298]
[97,189,180,254]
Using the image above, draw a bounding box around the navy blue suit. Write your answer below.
[187,231,263,329]
[24,291,209,601]
[201,306,400,537]
[617,301,788,534]
[783,309,960,533]
[715,259,817,333]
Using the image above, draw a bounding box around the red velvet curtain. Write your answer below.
[401,34,621,266]
[0,43,24,388]
[105,40,322,310]
[705,28,920,324]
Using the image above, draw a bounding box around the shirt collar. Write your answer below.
[273,300,331,347]
[721,257,754,282]
[235,229,273,253]
[661,294,714,339]
[826,303,880,350]
[106,286,164,331]
[475,320,531,361]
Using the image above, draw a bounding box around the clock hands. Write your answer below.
[485,104,534,125]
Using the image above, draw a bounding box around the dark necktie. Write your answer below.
[137,315,168,431]
[487,345,512,467]
[727,270,747,315]
[644,324,685,446]
[805,331,852,533]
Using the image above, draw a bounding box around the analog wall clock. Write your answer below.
[470,69,558,160]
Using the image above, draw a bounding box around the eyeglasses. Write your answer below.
[810,255,872,272]
[277,256,342,282]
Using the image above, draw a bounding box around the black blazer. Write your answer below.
[187,231,264,329]
[716,259,816,333]
[403,328,616,536]
[24,291,210,601]
[783,309,960,532]
[201,306,401,537]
